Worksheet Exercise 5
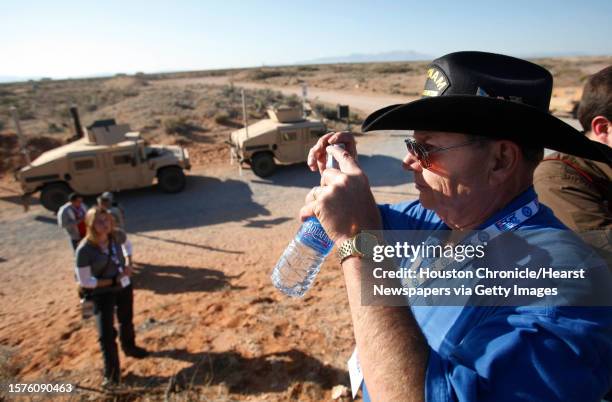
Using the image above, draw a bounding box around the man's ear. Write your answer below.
[591,116,610,139]
[488,140,520,185]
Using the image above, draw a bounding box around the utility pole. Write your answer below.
[9,106,31,165]
[241,89,249,139]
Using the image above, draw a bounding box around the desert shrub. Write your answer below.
[221,84,239,98]
[253,98,267,114]
[313,103,362,125]
[17,108,35,120]
[214,112,231,125]
[122,89,140,97]
[0,133,18,150]
[175,100,194,110]
[27,136,62,151]
[249,69,285,80]
[374,64,413,74]
[164,116,192,135]
[0,94,18,106]
[314,104,338,120]
[285,95,301,108]
[297,65,319,72]
[47,122,63,133]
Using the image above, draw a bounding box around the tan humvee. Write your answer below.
[227,106,327,177]
[16,118,191,212]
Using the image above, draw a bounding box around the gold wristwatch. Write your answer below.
[337,231,380,262]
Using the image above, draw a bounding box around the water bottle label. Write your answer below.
[297,217,334,255]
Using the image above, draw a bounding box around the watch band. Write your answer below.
[337,231,381,263]
[337,237,358,262]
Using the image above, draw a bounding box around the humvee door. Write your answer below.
[68,154,108,194]
[106,149,143,190]
[276,128,305,163]
[306,127,327,158]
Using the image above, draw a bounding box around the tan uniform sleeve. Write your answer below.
[534,160,611,231]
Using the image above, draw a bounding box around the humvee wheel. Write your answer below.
[251,153,276,178]
[40,183,72,213]
[157,166,186,193]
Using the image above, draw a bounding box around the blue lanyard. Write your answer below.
[407,197,540,288]
[106,241,123,271]
[474,198,540,243]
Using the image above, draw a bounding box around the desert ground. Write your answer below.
[0,56,609,400]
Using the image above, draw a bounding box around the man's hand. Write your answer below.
[300,146,381,243]
[305,134,427,402]
[307,131,358,173]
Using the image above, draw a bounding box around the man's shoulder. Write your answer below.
[58,202,71,214]
[535,152,608,182]
[378,200,445,231]
[535,152,576,177]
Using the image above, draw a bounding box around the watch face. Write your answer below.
[355,232,379,257]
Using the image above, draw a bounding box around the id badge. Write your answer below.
[120,276,131,288]
[348,348,363,399]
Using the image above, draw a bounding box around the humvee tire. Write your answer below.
[251,153,276,178]
[157,166,186,193]
[40,182,72,212]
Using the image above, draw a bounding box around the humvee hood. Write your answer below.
[230,119,279,146]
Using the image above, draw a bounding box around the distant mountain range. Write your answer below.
[1,51,608,84]
[296,50,611,65]
[297,50,433,65]
[0,75,37,83]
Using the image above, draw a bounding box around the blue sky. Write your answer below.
[1,0,611,78]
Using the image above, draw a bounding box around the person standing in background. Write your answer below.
[75,206,148,388]
[57,193,87,251]
[97,192,133,267]
[534,65,611,260]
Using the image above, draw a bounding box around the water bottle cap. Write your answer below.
[325,143,346,170]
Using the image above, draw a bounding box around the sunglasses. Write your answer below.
[404,138,483,168]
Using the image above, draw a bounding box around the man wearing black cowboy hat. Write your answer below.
[303,51,612,401]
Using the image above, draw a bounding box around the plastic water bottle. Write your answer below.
[271,217,334,297]
[271,143,344,297]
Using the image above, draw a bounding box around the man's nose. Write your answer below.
[402,152,422,172]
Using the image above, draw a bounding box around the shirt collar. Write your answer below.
[477,185,538,231]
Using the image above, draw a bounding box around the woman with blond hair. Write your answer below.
[74,206,148,387]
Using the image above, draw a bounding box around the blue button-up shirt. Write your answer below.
[361,187,612,402]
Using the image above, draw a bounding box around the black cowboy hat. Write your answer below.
[362,51,611,163]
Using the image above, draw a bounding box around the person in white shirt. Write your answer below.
[57,193,87,251]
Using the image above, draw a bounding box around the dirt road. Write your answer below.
[0,130,415,400]
[156,76,582,130]
[156,76,415,115]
